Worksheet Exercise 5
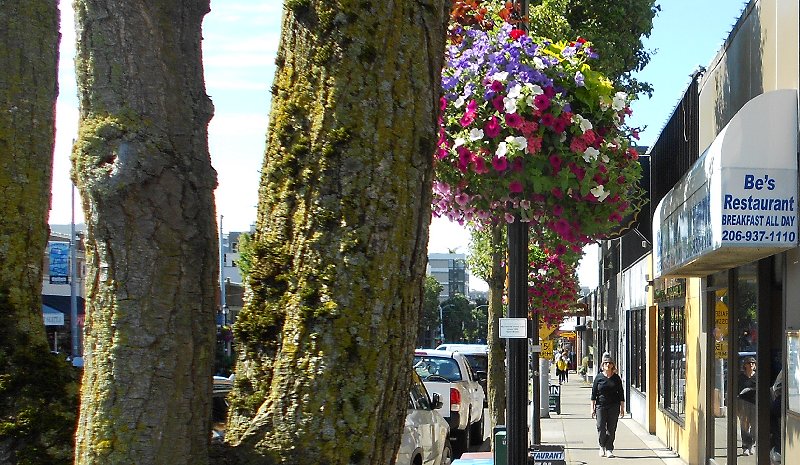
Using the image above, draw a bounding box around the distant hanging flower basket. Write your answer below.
[527,247,581,323]
[432,23,643,248]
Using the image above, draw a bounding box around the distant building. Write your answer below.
[427,253,469,301]
[43,226,87,354]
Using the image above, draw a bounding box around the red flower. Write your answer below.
[492,155,508,172]
[510,28,526,40]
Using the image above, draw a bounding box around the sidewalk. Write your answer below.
[455,371,688,465]
[540,374,687,464]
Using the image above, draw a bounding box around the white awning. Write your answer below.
[653,89,798,277]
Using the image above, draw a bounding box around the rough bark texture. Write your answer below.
[72,2,217,464]
[224,2,449,464]
[0,3,78,464]
[486,224,506,440]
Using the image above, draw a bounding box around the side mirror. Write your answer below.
[430,393,444,410]
[475,370,487,382]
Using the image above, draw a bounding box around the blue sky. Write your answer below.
[50,1,750,289]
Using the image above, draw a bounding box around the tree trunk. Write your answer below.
[487,224,506,439]
[72,2,217,464]
[0,3,78,464]
[225,2,448,464]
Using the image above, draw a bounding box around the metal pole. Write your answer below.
[70,184,79,357]
[507,220,529,464]
[439,304,445,342]
[219,215,226,318]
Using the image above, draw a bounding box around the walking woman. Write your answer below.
[591,354,625,458]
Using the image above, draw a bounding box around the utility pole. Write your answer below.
[70,184,80,358]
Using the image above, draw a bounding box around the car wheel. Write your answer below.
[441,438,453,465]
[452,424,470,457]
[469,412,484,446]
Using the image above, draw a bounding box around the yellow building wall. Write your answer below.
[651,277,704,465]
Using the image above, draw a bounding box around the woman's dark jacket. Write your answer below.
[591,372,625,407]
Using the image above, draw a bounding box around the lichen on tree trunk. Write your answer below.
[0,2,78,464]
[225,2,449,464]
[72,1,217,464]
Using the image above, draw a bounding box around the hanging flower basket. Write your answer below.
[527,246,581,323]
[433,23,643,248]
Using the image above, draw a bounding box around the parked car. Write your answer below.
[395,370,453,465]
[211,374,234,444]
[435,344,488,405]
[413,350,485,456]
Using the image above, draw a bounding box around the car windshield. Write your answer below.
[413,356,462,382]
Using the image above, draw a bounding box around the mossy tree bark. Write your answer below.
[225,2,448,464]
[72,1,217,464]
[486,224,506,437]
[0,3,78,464]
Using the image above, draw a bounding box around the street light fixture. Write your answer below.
[438,303,455,342]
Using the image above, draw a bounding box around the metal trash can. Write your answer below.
[494,425,507,465]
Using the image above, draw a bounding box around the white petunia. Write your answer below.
[507,84,522,99]
[612,91,627,111]
[525,83,544,95]
[469,128,485,141]
[505,135,527,151]
[503,97,518,114]
[601,154,610,163]
[591,185,610,202]
[583,146,600,163]
[491,71,509,82]
[454,95,466,108]
[533,57,545,69]
[495,142,508,157]
[454,137,466,148]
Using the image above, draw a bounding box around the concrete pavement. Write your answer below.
[539,374,687,464]
[455,371,688,465]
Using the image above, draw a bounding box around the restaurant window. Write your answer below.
[629,308,646,392]
[658,305,686,419]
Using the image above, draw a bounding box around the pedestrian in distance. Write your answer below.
[556,352,568,384]
[737,356,757,456]
[591,354,625,458]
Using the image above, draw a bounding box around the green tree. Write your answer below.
[71,1,218,464]
[224,2,450,464]
[419,276,444,348]
[467,225,507,431]
[0,3,78,464]
[529,0,660,96]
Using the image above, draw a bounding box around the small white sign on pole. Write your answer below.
[499,318,528,338]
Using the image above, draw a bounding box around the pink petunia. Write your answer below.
[551,187,563,199]
[472,157,489,174]
[552,204,563,217]
[568,162,585,180]
[509,180,524,193]
[609,212,623,222]
[504,213,515,223]
[533,94,551,111]
[492,155,508,172]
[459,99,478,127]
[544,86,556,98]
[505,112,523,128]
[552,118,567,134]
[454,192,470,206]
[511,157,525,172]
[440,97,447,111]
[569,136,587,154]
[549,154,562,173]
[485,116,501,138]
[540,113,555,127]
[490,80,504,93]
[491,95,505,112]
[527,136,542,154]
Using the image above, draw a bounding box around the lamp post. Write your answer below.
[474,304,489,343]
[439,303,455,343]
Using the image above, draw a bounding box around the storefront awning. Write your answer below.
[43,305,65,326]
[653,89,798,277]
